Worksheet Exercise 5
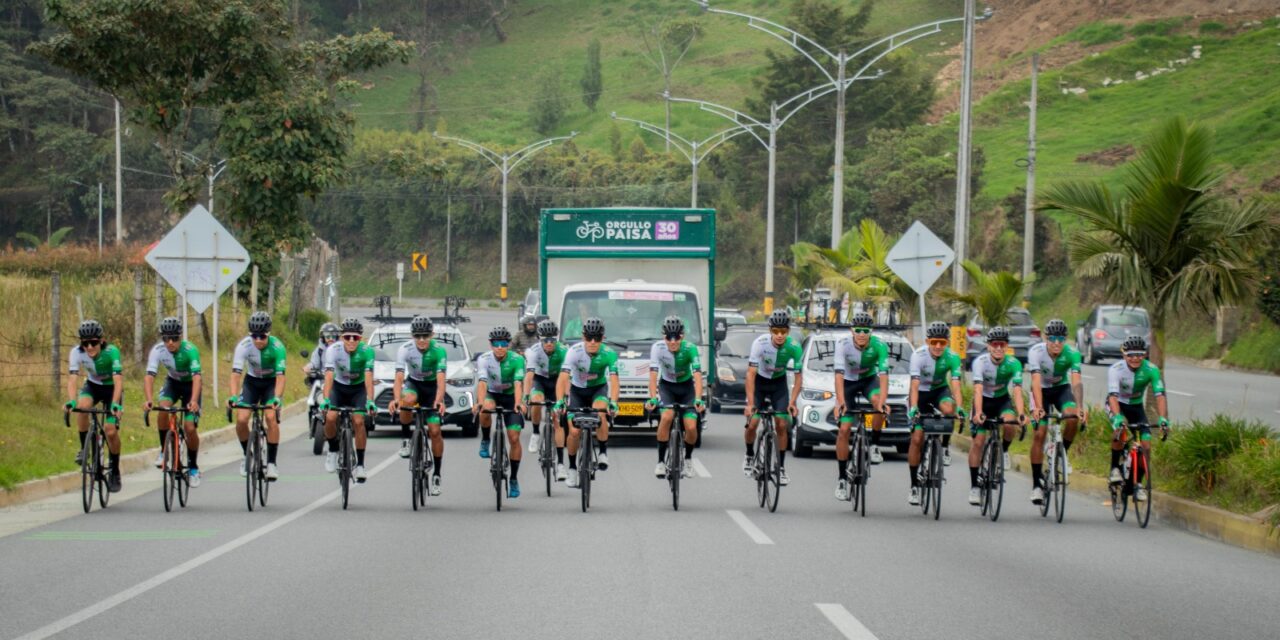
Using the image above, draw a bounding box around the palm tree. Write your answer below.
[1038,117,1277,368]
[779,242,826,322]
[15,226,73,249]
[788,221,916,322]
[939,260,1029,328]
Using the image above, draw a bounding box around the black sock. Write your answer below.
[871,430,882,446]
[1063,438,1073,451]
[657,440,668,462]
[239,439,248,455]
[685,441,695,459]
[433,454,441,477]
[599,440,607,454]
[745,442,755,457]
[942,434,951,448]
[356,448,366,466]
[837,458,847,479]
[400,422,411,439]
[109,452,120,470]
[1002,439,1012,453]
[532,423,540,435]
[482,427,491,442]
[78,431,87,448]
[267,443,278,464]
[556,447,564,464]
[1110,449,1122,469]
[910,465,920,487]
[188,448,198,469]
[1032,463,1043,488]
[778,449,786,467]
[511,459,520,480]
[569,455,577,469]
[969,466,979,488]
[328,437,339,453]
[158,432,167,448]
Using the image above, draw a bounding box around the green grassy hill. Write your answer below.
[353,0,965,148]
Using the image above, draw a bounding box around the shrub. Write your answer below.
[1214,439,1280,516]
[1164,416,1272,491]
[1130,18,1185,37]
[1198,21,1226,34]
[1064,22,1126,46]
[294,308,330,342]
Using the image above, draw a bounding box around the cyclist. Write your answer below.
[65,319,124,493]
[969,326,1029,505]
[1027,318,1085,505]
[143,316,203,487]
[473,326,527,498]
[905,321,964,506]
[1106,335,1169,502]
[303,322,340,385]
[523,319,568,481]
[555,317,620,488]
[512,314,539,354]
[390,316,448,496]
[647,315,704,479]
[321,317,377,482]
[832,311,890,502]
[229,312,287,481]
[743,310,803,486]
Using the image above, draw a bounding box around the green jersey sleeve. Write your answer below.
[269,336,287,374]
[873,339,889,375]
[106,344,123,376]
[183,342,202,375]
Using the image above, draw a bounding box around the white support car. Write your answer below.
[792,330,914,457]
[367,322,478,437]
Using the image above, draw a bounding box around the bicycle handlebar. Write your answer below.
[63,406,113,427]
[1113,422,1169,442]
[143,406,189,428]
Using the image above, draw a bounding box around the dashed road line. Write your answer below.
[691,458,711,478]
[815,603,880,640]
[726,509,773,545]
[1166,390,1195,397]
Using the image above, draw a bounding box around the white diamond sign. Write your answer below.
[145,204,250,313]
[886,221,955,295]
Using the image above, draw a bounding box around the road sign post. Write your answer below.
[396,262,405,302]
[886,221,956,343]
[145,205,251,406]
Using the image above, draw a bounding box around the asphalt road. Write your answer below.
[4,299,1279,639]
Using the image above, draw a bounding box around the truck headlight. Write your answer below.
[800,388,833,401]
[717,366,735,382]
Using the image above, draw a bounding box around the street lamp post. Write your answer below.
[609,112,757,207]
[694,1,989,248]
[178,150,227,214]
[434,132,577,301]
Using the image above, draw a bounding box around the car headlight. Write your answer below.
[717,366,735,382]
[447,377,474,387]
[800,388,833,401]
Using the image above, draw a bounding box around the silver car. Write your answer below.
[367,323,478,437]
[793,330,914,457]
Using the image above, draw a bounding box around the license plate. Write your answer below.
[618,402,644,417]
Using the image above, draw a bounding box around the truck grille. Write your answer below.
[375,390,454,410]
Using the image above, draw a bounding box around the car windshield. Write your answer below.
[561,290,703,345]
[805,338,910,374]
[1101,309,1149,327]
[372,332,467,362]
[721,314,747,326]
[1006,308,1032,327]
[718,332,757,357]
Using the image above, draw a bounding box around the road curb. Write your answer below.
[0,400,308,509]
[950,432,1280,557]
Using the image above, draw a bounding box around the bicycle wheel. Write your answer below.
[80,428,94,514]
[929,438,944,521]
[1038,451,1051,519]
[161,433,176,513]
[410,428,423,511]
[851,431,865,516]
[1136,448,1153,529]
[668,433,681,512]
[767,437,782,513]
[493,429,506,512]
[919,439,933,516]
[310,412,325,456]
[245,431,257,512]
[257,429,269,507]
[542,416,554,497]
[1111,476,1128,522]
[989,441,1004,522]
[1053,445,1067,523]
[339,423,352,510]
[95,433,109,508]
[757,434,771,510]
[580,437,592,513]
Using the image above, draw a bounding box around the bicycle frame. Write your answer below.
[330,406,360,510]
[65,406,113,513]
[406,405,439,511]
[914,411,954,521]
[840,396,885,517]
[569,410,607,513]
[145,406,191,512]
[480,407,512,511]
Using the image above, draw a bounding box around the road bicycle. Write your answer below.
[1110,422,1167,529]
[976,415,1023,522]
[1038,408,1076,523]
[480,407,512,512]
[330,406,361,510]
[840,398,886,518]
[406,405,439,511]
[569,409,609,513]
[914,411,956,521]
[654,402,700,511]
[65,407,113,513]
[749,401,787,513]
[527,400,557,497]
[229,403,276,511]
[146,406,192,513]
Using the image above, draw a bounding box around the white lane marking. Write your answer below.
[13,453,399,640]
[1166,390,1195,397]
[1081,374,1096,380]
[726,509,773,545]
[815,603,880,640]
[691,458,711,478]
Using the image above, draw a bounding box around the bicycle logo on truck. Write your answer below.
[574,219,676,242]
[576,221,605,241]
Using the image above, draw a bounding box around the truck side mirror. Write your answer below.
[713,320,727,343]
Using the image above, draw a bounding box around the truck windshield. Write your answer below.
[561,290,703,345]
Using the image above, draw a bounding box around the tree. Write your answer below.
[939,260,1029,328]
[608,120,623,162]
[15,225,72,248]
[529,68,566,135]
[638,17,702,152]
[580,38,602,112]
[1038,117,1278,368]
[788,220,916,320]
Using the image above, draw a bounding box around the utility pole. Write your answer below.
[831,53,847,245]
[114,98,123,244]
[952,0,978,294]
[611,111,756,208]
[1022,53,1039,303]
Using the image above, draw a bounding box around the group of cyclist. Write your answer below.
[64,302,1170,510]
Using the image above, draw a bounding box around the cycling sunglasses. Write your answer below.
[583,336,603,343]
[80,339,101,348]
[341,335,361,342]
[540,336,558,343]
[852,327,872,335]
[1124,350,1147,358]
[664,333,683,341]
[250,333,269,340]
[988,340,1009,348]
[491,340,510,348]
[1047,336,1067,343]
[769,328,789,336]
[162,336,181,343]
[927,338,948,348]
[412,333,432,340]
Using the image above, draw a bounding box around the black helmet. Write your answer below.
[489,326,512,342]
[926,321,951,340]
[320,322,340,340]
[851,312,874,328]
[536,319,558,338]
[340,317,363,335]
[159,316,182,337]
[248,311,272,333]
[767,310,791,328]
[662,315,685,335]
[582,317,605,338]
[1122,335,1148,353]
[520,314,536,326]
[78,319,103,340]
[1045,319,1068,338]
[410,315,433,336]
[986,326,1010,342]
